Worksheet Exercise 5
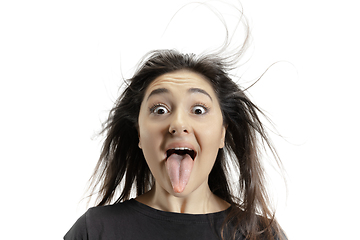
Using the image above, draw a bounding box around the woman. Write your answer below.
[64,49,286,240]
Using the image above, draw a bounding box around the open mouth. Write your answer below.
[166,148,196,160]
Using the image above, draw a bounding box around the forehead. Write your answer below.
[145,70,214,94]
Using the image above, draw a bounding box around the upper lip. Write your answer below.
[165,142,197,160]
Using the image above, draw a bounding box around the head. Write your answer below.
[137,70,226,197]
[92,49,282,239]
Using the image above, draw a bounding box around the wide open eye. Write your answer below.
[150,104,170,115]
[192,105,208,115]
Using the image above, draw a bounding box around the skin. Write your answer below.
[136,70,230,214]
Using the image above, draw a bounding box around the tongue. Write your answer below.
[165,153,194,193]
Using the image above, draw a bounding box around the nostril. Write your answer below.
[169,125,189,134]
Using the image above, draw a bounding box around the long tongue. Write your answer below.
[165,153,194,193]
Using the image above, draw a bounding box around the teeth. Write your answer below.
[173,147,192,151]
[166,147,196,160]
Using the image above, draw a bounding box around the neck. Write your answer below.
[136,181,230,214]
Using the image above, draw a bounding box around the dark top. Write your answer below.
[64,199,243,240]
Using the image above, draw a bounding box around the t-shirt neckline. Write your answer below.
[128,198,231,223]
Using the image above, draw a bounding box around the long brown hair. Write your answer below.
[88,49,286,240]
[88,2,286,238]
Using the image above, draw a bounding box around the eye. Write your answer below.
[150,104,170,115]
[192,105,208,115]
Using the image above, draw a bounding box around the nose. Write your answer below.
[169,109,192,135]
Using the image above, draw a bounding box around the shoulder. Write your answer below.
[64,199,138,240]
[64,211,88,240]
[86,199,136,221]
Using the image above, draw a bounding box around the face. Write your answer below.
[138,70,226,197]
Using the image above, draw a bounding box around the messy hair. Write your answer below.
[89,3,286,239]
[89,49,285,240]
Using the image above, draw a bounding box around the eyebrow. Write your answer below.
[188,88,212,101]
[147,88,169,101]
[147,87,213,101]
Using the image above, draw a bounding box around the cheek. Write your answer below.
[138,121,164,162]
[139,116,164,138]
[195,125,223,163]
[139,127,157,152]
[196,117,224,146]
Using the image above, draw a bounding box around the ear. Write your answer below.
[138,133,142,149]
[136,124,142,149]
[219,125,227,149]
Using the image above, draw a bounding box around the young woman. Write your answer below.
[64,49,286,240]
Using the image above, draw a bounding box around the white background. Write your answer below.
[1,0,359,239]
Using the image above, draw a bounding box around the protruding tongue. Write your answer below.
[165,153,194,193]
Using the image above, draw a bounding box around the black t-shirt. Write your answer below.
[64,199,243,240]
